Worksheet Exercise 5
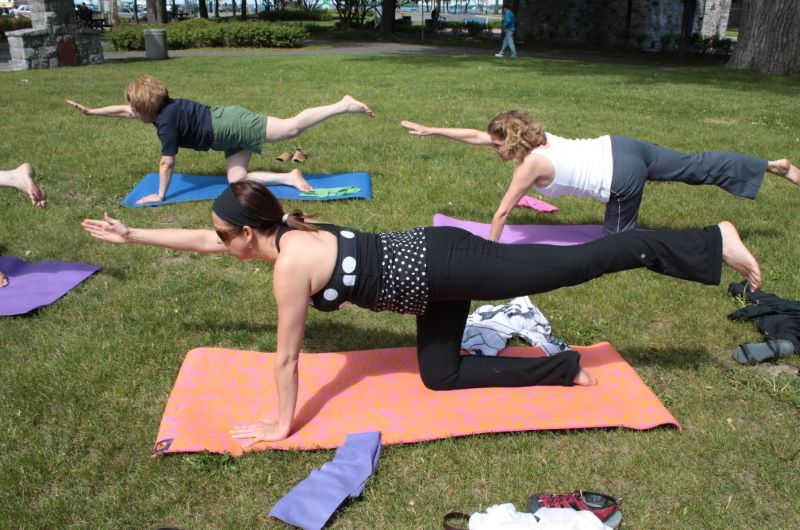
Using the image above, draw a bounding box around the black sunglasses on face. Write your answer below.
[215,227,242,243]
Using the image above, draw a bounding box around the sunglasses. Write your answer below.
[215,227,242,243]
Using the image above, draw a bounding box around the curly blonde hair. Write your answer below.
[125,75,169,118]
[487,110,547,163]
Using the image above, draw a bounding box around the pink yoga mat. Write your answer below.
[0,257,100,316]
[517,195,559,212]
[153,343,680,456]
[433,214,603,246]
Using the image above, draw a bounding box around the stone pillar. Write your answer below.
[7,0,104,70]
[695,0,731,37]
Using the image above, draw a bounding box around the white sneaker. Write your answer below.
[494,53,504,57]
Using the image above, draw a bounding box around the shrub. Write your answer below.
[107,23,145,50]
[709,35,734,55]
[0,16,33,39]
[447,21,464,34]
[107,19,308,50]
[465,21,486,37]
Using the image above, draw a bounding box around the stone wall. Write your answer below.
[7,0,103,70]
[517,0,731,49]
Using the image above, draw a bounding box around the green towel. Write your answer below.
[300,186,361,198]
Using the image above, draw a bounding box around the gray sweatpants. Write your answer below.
[603,135,768,235]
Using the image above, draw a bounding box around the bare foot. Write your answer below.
[573,368,598,386]
[341,95,375,117]
[277,169,312,192]
[0,270,7,288]
[767,159,800,186]
[719,221,761,290]
[9,163,47,208]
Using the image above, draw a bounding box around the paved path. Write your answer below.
[0,38,499,71]
[103,39,496,60]
[1,36,667,71]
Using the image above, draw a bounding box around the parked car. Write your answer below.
[118,5,147,21]
[12,4,31,17]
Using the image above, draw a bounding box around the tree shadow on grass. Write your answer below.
[342,53,800,98]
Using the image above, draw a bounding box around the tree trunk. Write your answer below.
[678,0,694,58]
[727,0,800,75]
[199,0,208,18]
[110,0,118,26]
[381,0,396,36]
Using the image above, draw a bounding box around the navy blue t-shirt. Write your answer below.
[153,98,214,156]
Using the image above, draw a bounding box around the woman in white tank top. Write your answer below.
[402,110,798,238]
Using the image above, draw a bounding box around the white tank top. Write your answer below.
[533,133,613,202]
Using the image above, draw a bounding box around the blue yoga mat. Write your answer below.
[121,172,372,207]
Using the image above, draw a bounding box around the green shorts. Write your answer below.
[210,106,268,158]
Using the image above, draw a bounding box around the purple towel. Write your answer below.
[0,257,100,316]
[433,214,603,246]
[269,431,381,530]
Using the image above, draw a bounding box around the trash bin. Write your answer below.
[143,28,168,60]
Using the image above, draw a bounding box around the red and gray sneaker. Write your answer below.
[526,490,623,529]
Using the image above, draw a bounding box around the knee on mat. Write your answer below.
[419,372,457,391]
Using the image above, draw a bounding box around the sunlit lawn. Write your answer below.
[1,50,799,528]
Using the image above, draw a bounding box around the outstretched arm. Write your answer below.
[401,120,493,146]
[66,99,138,119]
[230,254,311,444]
[489,158,543,242]
[82,212,229,253]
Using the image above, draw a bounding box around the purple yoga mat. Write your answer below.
[0,257,100,316]
[432,214,604,246]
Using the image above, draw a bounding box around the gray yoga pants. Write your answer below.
[603,135,768,235]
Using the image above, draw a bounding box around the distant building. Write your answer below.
[517,0,732,50]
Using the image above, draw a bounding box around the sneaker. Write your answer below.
[494,53,504,57]
[527,490,623,529]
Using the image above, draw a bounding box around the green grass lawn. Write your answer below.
[1,51,799,529]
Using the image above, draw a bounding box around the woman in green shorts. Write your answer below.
[66,75,374,205]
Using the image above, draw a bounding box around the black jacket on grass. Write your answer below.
[728,281,800,352]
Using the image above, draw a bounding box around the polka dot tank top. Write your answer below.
[275,224,430,315]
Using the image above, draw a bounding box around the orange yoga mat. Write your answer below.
[153,343,680,456]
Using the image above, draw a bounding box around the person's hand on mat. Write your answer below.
[81,212,130,244]
[136,193,164,205]
[400,120,432,136]
[0,270,7,288]
[65,99,92,115]
[231,418,291,445]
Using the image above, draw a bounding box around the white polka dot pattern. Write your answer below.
[323,288,339,301]
[373,228,429,315]
[308,227,361,311]
[342,256,356,273]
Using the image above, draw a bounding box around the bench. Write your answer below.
[88,14,112,31]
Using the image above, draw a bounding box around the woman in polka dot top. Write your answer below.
[82,181,761,443]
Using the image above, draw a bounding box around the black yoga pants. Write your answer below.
[604,135,768,235]
[415,225,722,390]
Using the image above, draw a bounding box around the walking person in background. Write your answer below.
[495,2,517,58]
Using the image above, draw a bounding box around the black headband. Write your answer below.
[212,185,272,229]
